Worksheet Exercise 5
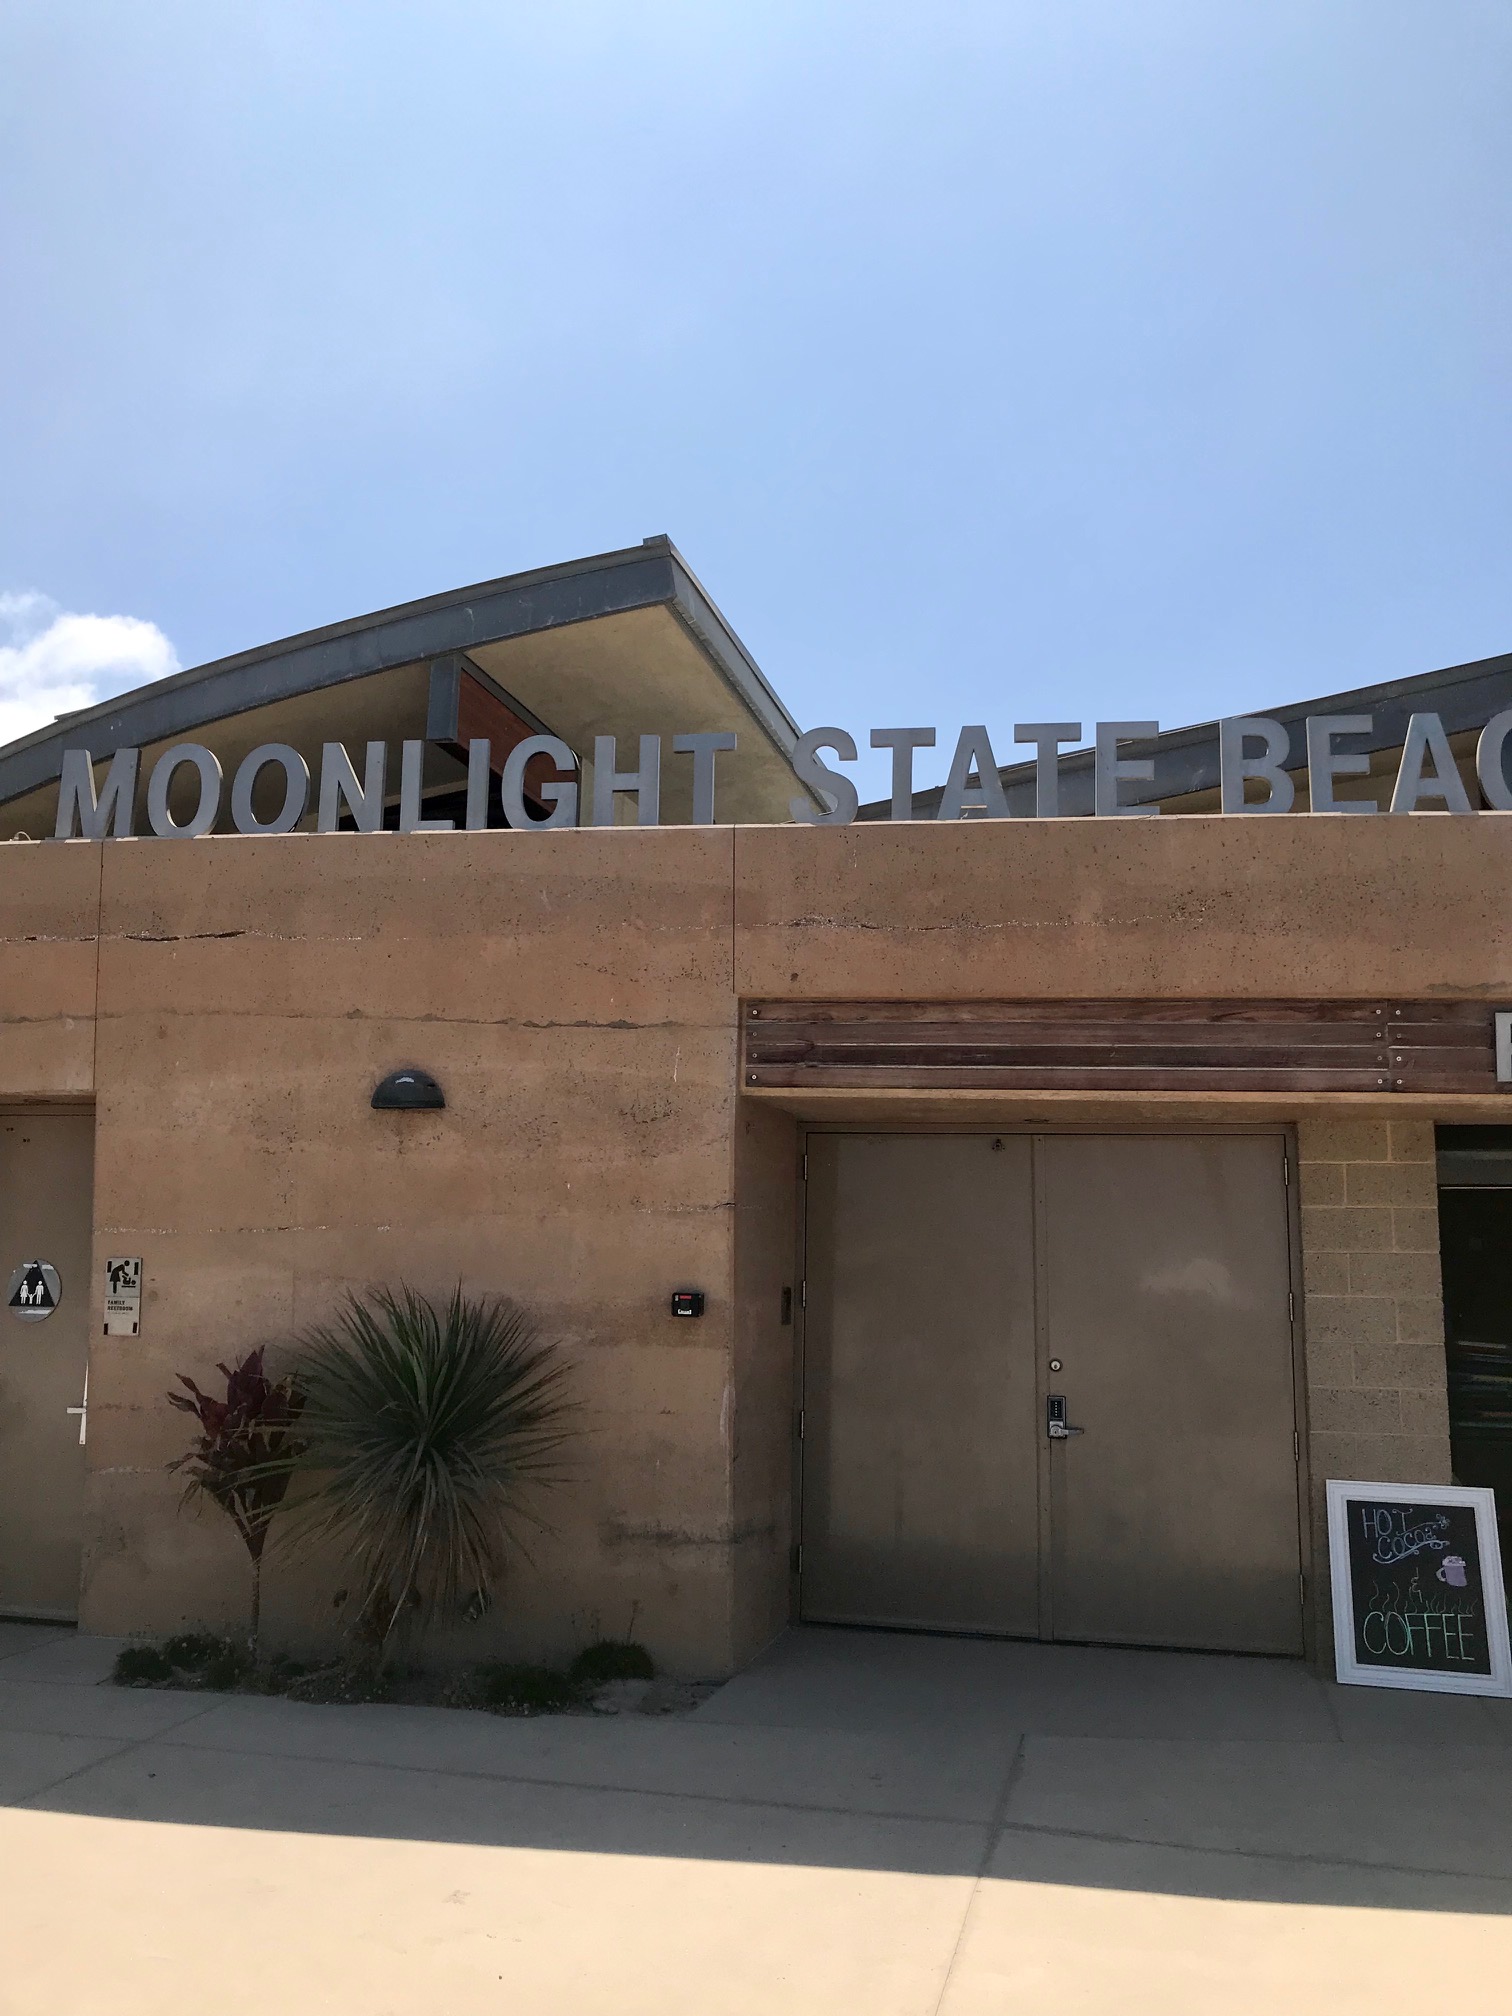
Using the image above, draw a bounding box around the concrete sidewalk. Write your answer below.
[5,1619,1512,2014]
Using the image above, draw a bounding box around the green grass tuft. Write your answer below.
[113,1633,250,1691]
[473,1662,581,1715]
[569,1640,655,1687]
[112,1644,175,1686]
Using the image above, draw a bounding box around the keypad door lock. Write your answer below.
[1046,1394,1084,1441]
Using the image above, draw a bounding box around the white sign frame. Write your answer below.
[1327,1479,1512,1697]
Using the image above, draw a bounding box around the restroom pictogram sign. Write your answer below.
[104,1257,142,1337]
[8,1260,60,1321]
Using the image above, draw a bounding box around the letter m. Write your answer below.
[54,748,139,839]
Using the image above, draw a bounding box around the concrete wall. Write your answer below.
[1,813,1508,1676]
[0,841,97,1098]
[730,1102,798,1666]
[0,831,754,1674]
[731,814,1512,1001]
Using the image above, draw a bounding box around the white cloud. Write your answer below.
[0,592,179,748]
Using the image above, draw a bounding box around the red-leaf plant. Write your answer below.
[167,1350,305,1661]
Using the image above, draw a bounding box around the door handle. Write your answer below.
[1047,1393,1083,1441]
[65,1365,88,1448]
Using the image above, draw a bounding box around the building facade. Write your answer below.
[0,540,1509,1677]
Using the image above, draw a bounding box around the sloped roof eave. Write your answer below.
[0,536,801,808]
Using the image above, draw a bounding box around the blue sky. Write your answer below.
[2,2,1508,794]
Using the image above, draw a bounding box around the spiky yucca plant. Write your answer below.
[289,1285,576,1661]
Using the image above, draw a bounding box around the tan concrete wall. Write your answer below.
[72,828,746,1675]
[732,813,1512,1000]
[1,814,1505,1675]
[730,1102,798,1666]
[1296,1116,1453,1661]
[0,842,100,1097]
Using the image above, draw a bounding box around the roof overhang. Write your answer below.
[0,537,806,835]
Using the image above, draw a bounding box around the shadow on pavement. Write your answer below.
[5,1620,1512,1914]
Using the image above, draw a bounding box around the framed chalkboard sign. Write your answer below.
[1327,1480,1512,1696]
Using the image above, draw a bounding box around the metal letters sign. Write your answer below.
[104,1257,143,1338]
[7,1260,60,1321]
[48,706,1512,838]
[1327,1479,1512,1697]
[786,711,1505,824]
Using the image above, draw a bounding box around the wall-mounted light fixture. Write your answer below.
[371,1067,446,1111]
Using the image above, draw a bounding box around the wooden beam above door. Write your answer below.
[741,999,1501,1095]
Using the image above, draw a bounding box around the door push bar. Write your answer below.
[1046,1393,1084,1441]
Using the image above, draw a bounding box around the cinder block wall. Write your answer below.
[1297,1116,1452,1659]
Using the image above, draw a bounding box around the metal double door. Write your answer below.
[799,1131,1304,1654]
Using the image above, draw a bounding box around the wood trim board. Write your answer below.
[742,999,1504,1095]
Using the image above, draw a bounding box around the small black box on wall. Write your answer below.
[670,1290,705,1319]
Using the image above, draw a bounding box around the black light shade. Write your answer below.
[371,1067,446,1111]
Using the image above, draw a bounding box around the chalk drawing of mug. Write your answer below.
[1437,1556,1468,1588]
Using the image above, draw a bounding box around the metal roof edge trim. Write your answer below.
[661,542,801,752]
[864,645,1512,818]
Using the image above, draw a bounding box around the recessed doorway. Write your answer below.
[798,1130,1306,1656]
[0,1110,94,1621]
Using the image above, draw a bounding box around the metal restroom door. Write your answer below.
[801,1133,1039,1633]
[0,1111,95,1619]
[1040,1134,1303,1654]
